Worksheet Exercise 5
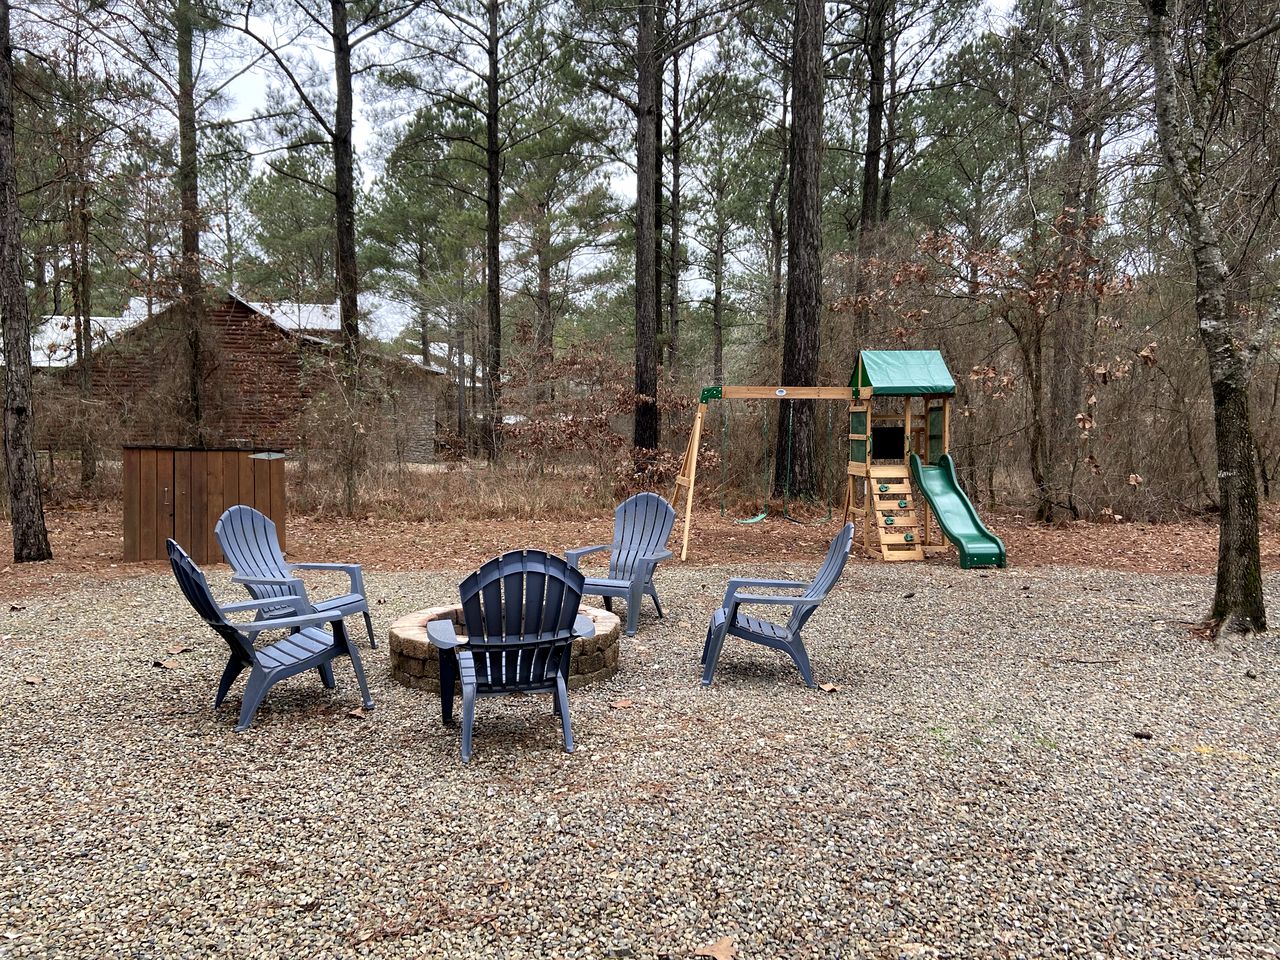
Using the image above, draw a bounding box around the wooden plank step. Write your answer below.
[870,482,911,495]
[878,532,922,545]
[877,515,918,528]
[881,549,925,561]
[868,464,912,478]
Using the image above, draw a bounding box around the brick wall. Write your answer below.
[39,294,440,462]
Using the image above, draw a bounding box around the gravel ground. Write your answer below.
[1,561,1278,959]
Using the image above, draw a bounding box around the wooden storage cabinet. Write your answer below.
[123,447,286,563]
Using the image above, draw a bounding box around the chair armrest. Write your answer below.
[730,593,816,607]
[231,608,341,634]
[287,562,365,595]
[231,573,303,588]
[721,578,807,608]
[565,545,610,568]
[640,549,673,564]
[221,595,309,616]
[427,618,466,650]
[573,613,596,640]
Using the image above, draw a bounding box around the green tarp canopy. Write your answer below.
[852,350,956,396]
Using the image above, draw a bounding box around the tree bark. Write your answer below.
[533,206,554,401]
[666,47,682,373]
[0,0,53,562]
[482,0,503,459]
[765,77,788,347]
[773,0,825,499]
[633,0,660,453]
[1142,0,1266,633]
[176,0,206,446]
[852,0,887,342]
[330,0,362,514]
[711,223,724,386]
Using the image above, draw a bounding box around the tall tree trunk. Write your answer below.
[666,49,682,373]
[711,223,725,386]
[72,177,95,486]
[878,11,897,222]
[633,0,660,454]
[765,78,788,347]
[533,207,554,402]
[176,0,206,446]
[482,0,503,459]
[653,0,666,363]
[330,0,362,514]
[0,0,53,562]
[853,0,887,342]
[1142,0,1266,634]
[773,0,825,498]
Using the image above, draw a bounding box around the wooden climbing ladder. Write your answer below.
[868,464,924,561]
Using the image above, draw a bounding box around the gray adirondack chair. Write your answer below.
[167,539,374,732]
[700,522,855,688]
[567,492,676,636]
[428,550,594,763]
[215,504,377,649]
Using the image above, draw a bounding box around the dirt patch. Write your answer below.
[2,500,1278,599]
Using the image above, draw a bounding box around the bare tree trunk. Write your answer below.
[666,48,682,373]
[773,0,824,498]
[533,209,554,402]
[712,223,725,386]
[853,0,887,341]
[71,176,95,486]
[765,77,788,347]
[633,0,660,454]
[331,0,362,514]
[176,0,206,446]
[0,0,52,562]
[482,0,503,459]
[878,6,897,222]
[1142,0,1267,634]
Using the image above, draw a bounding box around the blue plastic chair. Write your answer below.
[567,492,675,635]
[167,539,373,732]
[428,550,595,763]
[700,523,855,688]
[215,505,377,649]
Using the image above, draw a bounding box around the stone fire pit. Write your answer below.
[388,604,622,692]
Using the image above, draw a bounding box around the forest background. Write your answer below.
[1,0,1278,633]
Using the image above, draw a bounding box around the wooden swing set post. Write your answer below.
[672,401,707,561]
[672,385,853,562]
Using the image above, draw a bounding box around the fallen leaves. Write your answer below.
[153,659,180,670]
[165,644,194,656]
[609,699,634,710]
[23,676,42,685]
[818,683,842,693]
[347,707,367,719]
[693,936,737,960]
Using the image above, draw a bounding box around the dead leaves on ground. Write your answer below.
[693,936,737,960]
[609,698,635,710]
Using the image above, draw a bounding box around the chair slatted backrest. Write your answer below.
[215,505,294,603]
[167,539,256,662]
[608,493,676,580]
[788,523,855,634]
[458,551,585,691]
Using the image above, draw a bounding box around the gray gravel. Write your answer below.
[1,561,1278,959]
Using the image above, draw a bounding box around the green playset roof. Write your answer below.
[852,350,956,396]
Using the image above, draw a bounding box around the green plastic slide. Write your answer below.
[908,453,1007,569]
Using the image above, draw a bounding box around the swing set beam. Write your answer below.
[671,385,855,561]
